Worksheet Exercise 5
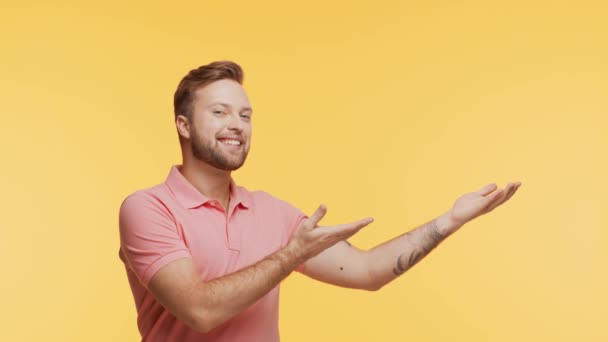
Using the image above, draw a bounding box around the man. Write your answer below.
[118,60,521,341]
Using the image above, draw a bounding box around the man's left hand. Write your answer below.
[438,182,522,236]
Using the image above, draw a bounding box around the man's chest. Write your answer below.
[175,207,286,280]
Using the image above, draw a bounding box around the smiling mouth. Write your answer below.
[217,138,242,146]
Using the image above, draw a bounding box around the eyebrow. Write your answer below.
[209,102,253,113]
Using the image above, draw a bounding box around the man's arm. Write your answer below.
[148,244,299,333]
[301,215,449,291]
[301,182,522,291]
[147,205,373,333]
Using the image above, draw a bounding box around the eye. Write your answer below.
[213,110,225,115]
[240,114,251,119]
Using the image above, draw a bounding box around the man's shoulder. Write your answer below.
[119,182,172,212]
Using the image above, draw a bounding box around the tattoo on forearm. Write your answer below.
[392,219,445,276]
[408,250,424,267]
[392,253,407,275]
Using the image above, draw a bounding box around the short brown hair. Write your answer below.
[173,60,244,119]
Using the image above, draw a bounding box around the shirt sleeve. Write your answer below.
[119,192,192,289]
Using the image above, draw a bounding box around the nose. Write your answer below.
[227,112,245,132]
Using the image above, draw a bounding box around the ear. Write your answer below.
[176,115,191,139]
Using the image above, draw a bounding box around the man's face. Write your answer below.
[186,79,253,171]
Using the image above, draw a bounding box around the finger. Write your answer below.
[320,217,374,236]
[487,183,516,211]
[326,227,366,244]
[477,183,498,196]
[484,188,505,210]
[306,204,328,229]
[504,183,518,200]
[485,181,522,212]
[503,182,522,202]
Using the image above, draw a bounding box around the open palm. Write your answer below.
[449,182,521,228]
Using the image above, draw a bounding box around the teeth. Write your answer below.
[219,139,241,146]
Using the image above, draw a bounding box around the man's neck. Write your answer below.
[179,160,231,210]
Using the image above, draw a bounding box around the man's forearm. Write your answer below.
[364,212,458,290]
[192,243,303,332]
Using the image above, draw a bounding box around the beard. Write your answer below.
[190,127,249,171]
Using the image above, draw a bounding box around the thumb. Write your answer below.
[305,204,327,229]
[477,183,498,196]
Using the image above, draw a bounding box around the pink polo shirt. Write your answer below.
[118,165,307,341]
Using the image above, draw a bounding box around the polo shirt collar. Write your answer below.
[165,165,251,210]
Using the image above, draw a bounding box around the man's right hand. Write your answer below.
[140,203,372,333]
[288,205,374,263]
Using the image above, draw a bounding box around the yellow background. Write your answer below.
[1,1,606,341]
